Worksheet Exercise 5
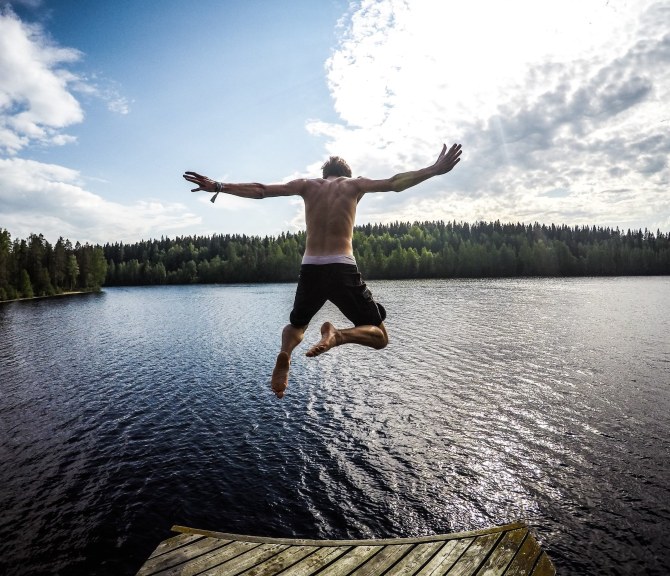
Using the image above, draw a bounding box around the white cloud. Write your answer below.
[0,8,131,154]
[310,0,669,232]
[0,158,201,244]
[0,8,150,245]
[0,9,83,152]
[107,95,131,115]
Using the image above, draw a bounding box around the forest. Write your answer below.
[1,221,668,301]
[0,230,107,301]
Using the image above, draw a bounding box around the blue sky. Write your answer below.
[1,0,668,245]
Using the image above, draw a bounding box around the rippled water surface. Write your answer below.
[1,278,669,575]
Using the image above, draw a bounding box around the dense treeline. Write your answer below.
[101,221,670,286]
[0,230,107,301]
[2,221,667,300]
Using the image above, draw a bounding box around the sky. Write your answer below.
[1,0,668,246]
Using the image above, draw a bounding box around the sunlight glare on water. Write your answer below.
[0,277,669,575]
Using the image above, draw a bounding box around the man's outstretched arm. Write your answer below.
[183,171,305,199]
[358,143,462,194]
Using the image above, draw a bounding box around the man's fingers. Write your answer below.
[448,144,462,160]
[435,143,447,164]
[184,171,208,193]
[438,143,462,163]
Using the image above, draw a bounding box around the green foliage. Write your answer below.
[0,230,107,301]
[1,221,668,300]
[19,269,34,298]
[100,221,669,286]
[102,232,306,286]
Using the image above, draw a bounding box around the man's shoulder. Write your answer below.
[323,176,368,188]
[282,178,319,195]
[309,176,362,196]
[302,177,358,190]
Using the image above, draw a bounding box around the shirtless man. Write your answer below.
[183,142,462,398]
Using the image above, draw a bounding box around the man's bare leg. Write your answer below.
[271,323,306,398]
[306,321,388,357]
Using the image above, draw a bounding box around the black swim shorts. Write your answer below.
[289,264,387,328]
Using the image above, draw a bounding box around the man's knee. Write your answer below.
[289,310,311,327]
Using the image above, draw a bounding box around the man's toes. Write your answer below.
[271,378,287,397]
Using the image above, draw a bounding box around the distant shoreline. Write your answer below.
[0,290,100,305]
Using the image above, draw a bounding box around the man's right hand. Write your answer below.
[183,171,216,193]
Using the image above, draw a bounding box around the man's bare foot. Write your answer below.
[271,352,290,398]
[306,322,342,357]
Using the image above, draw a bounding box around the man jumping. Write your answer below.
[183,142,462,398]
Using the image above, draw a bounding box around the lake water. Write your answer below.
[1,278,669,575]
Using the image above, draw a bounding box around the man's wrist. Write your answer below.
[214,181,223,193]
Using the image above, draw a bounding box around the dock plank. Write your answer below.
[278,546,351,576]
[502,531,542,576]
[476,528,528,575]
[136,523,554,576]
[239,545,319,576]
[416,539,472,576]
[530,552,554,576]
[137,537,233,576]
[384,541,444,576]
[200,543,288,576]
[156,541,260,576]
[442,532,502,576]
[349,544,413,576]
[318,545,383,576]
[146,533,203,560]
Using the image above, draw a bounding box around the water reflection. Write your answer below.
[0,278,668,575]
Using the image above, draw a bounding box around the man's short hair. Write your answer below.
[321,156,352,178]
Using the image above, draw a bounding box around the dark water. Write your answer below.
[1,278,669,575]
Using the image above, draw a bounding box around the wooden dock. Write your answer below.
[136,522,555,576]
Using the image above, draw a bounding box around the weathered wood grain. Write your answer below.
[136,522,555,576]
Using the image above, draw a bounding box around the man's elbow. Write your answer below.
[388,176,406,193]
[254,184,268,199]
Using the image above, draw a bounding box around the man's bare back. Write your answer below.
[184,143,462,398]
[300,177,362,257]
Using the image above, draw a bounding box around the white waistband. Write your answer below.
[301,254,357,265]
